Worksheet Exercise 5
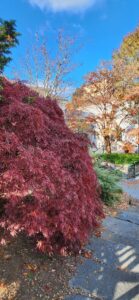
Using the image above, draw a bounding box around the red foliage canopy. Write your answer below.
[0,78,103,254]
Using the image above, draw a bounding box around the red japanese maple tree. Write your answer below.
[0,78,103,254]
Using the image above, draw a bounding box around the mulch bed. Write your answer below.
[0,234,81,300]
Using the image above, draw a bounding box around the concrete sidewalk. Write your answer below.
[121,178,139,202]
[65,205,139,300]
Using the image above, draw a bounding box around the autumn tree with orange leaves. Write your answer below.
[66,59,139,153]
[113,25,139,152]
[67,25,139,153]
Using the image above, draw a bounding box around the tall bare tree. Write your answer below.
[21,30,80,99]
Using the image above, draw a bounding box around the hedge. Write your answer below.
[93,153,139,165]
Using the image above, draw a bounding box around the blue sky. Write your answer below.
[0,0,139,89]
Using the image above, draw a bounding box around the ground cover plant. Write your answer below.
[94,161,123,206]
[0,78,104,255]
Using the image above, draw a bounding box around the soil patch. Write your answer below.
[0,235,80,300]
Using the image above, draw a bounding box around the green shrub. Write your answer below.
[93,153,139,165]
[94,162,123,206]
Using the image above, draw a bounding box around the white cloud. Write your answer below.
[28,0,101,12]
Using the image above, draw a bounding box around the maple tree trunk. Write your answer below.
[104,135,111,153]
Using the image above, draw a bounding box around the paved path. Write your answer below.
[121,178,139,201]
[65,204,139,300]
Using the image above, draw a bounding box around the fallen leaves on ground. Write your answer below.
[93,257,102,264]
[0,282,7,292]
[103,193,130,217]
[94,231,101,238]
[116,265,128,272]
[24,263,38,272]
[81,250,93,259]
